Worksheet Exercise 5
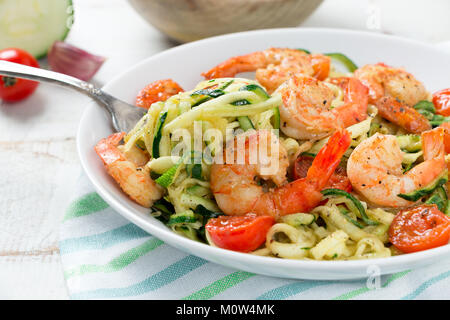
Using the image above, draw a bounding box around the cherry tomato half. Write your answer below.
[389,204,450,253]
[0,48,40,102]
[136,79,184,109]
[433,88,450,117]
[293,154,352,192]
[205,214,275,253]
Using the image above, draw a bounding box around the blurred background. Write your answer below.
[0,0,449,299]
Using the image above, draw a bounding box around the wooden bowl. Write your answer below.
[127,0,324,43]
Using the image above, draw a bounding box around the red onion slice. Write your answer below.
[48,41,105,81]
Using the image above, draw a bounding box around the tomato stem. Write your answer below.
[2,76,17,88]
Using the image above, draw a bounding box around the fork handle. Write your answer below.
[0,60,113,111]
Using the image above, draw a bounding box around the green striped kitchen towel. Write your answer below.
[59,174,450,300]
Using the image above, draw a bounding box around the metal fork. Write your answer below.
[0,60,146,132]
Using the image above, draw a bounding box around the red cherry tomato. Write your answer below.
[205,214,275,253]
[433,88,450,116]
[389,205,450,253]
[136,79,184,109]
[0,48,40,102]
[293,154,352,192]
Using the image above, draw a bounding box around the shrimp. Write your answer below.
[441,122,450,154]
[347,127,446,207]
[135,79,184,109]
[276,75,369,140]
[354,63,431,133]
[210,129,351,218]
[375,96,431,134]
[438,123,450,193]
[202,48,330,93]
[95,132,164,208]
[355,63,430,106]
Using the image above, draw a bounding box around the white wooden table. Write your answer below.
[1,0,449,299]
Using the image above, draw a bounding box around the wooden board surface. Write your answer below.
[1,0,448,299]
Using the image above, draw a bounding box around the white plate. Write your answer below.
[77,28,450,280]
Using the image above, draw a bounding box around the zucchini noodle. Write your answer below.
[257,202,394,260]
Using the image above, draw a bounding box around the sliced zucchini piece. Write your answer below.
[194,205,222,220]
[398,169,448,202]
[231,99,251,106]
[429,114,450,127]
[190,88,226,107]
[402,151,423,165]
[413,100,436,113]
[168,210,202,241]
[152,111,168,158]
[173,226,200,241]
[325,53,358,73]
[338,206,365,229]
[151,198,175,223]
[186,163,203,180]
[271,107,281,130]
[135,139,146,150]
[147,156,180,175]
[297,48,311,54]
[167,210,199,226]
[229,92,256,131]
[219,79,234,90]
[239,84,270,100]
[191,96,211,107]
[280,213,316,227]
[191,88,225,98]
[425,186,448,213]
[413,101,450,127]
[180,193,220,212]
[235,84,270,131]
[416,109,435,121]
[396,135,421,152]
[233,99,253,131]
[238,116,255,131]
[0,0,74,59]
[322,188,379,226]
[155,162,181,188]
[186,185,210,197]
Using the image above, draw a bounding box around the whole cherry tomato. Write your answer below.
[205,214,274,252]
[0,48,40,102]
[389,204,450,253]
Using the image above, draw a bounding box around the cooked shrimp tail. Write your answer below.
[311,54,331,81]
[95,132,126,165]
[328,77,369,128]
[306,128,352,187]
[95,132,163,208]
[422,127,445,160]
[274,129,351,215]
